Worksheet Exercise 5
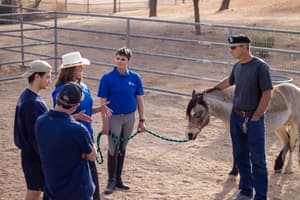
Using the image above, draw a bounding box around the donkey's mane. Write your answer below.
[186,91,209,118]
[206,87,234,103]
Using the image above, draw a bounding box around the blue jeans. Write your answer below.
[230,112,268,198]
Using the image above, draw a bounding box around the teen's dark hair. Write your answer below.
[116,46,132,60]
[28,72,47,83]
[56,101,72,109]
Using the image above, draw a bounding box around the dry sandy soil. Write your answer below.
[1,0,300,199]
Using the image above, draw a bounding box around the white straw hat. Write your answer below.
[59,52,90,70]
[21,60,52,78]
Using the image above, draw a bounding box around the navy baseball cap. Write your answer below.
[56,82,82,107]
[228,35,251,44]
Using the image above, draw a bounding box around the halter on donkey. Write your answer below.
[185,83,300,174]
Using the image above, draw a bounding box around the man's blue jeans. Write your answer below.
[230,112,268,198]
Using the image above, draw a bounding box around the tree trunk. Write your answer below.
[218,0,230,11]
[192,0,200,35]
[149,0,157,17]
[32,0,42,8]
[113,0,117,13]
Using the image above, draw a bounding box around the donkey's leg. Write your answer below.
[285,122,298,173]
[274,126,289,173]
[296,122,300,167]
[274,145,289,173]
[285,150,293,174]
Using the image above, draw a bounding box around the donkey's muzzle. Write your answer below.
[187,133,194,140]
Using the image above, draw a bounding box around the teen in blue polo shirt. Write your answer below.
[97,46,147,195]
[35,82,97,200]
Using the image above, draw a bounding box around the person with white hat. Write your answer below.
[14,60,52,200]
[52,51,111,200]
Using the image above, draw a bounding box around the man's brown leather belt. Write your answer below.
[233,109,255,117]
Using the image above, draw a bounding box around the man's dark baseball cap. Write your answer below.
[228,35,251,44]
[56,82,82,107]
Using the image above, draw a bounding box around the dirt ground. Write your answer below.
[1,0,300,199]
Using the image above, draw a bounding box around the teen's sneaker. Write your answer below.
[232,193,253,200]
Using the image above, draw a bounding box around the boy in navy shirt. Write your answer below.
[35,82,97,200]
[14,60,52,200]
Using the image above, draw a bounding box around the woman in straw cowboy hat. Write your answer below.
[52,52,111,200]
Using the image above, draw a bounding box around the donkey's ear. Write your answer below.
[192,90,196,97]
[198,93,204,101]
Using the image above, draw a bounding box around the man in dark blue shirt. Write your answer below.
[14,60,52,200]
[35,82,97,200]
[212,35,273,200]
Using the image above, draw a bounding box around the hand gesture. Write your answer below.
[72,110,92,123]
[95,100,112,117]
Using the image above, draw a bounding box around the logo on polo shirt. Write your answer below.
[128,81,135,86]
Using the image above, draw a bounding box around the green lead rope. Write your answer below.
[96,130,189,164]
[146,129,189,143]
[96,132,105,164]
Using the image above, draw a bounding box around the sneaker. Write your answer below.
[253,196,266,200]
[232,193,253,200]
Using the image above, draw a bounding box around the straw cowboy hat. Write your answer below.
[59,51,90,70]
[22,60,52,78]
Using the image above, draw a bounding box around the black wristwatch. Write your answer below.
[139,118,145,122]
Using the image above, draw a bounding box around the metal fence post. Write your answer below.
[226,28,233,75]
[87,0,90,13]
[54,12,58,74]
[18,0,24,67]
[65,0,67,12]
[126,18,130,47]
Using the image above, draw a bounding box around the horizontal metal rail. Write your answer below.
[1,8,300,96]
